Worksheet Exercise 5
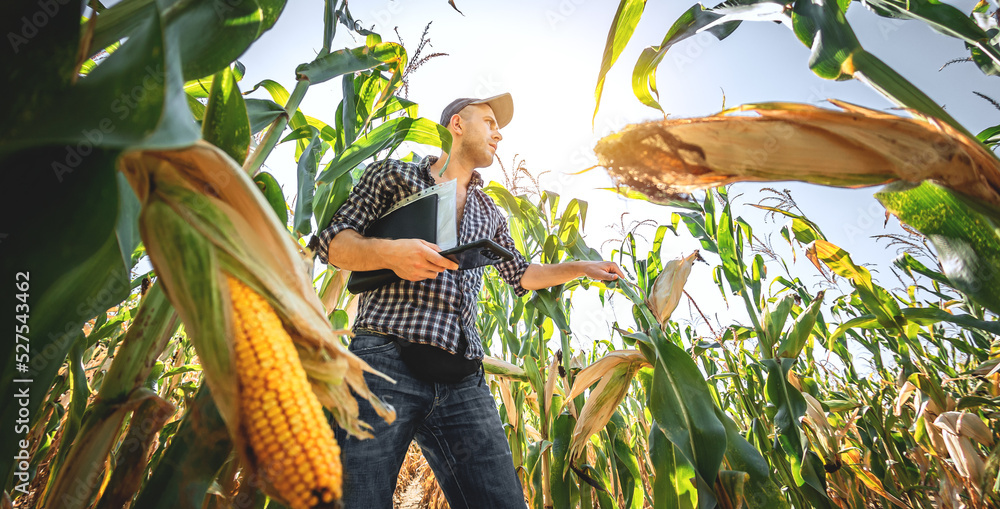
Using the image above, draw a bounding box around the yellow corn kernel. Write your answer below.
[227,275,342,509]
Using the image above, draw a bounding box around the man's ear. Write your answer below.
[450,114,462,134]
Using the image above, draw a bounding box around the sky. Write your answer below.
[238,0,998,350]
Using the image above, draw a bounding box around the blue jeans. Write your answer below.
[332,334,527,509]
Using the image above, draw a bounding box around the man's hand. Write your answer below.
[581,261,626,282]
[385,239,460,281]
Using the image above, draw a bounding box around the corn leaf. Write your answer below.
[594,0,647,123]
[763,358,834,507]
[860,0,1000,71]
[649,423,698,509]
[647,330,727,487]
[762,293,797,355]
[293,130,322,235]
[629,4,742,113]
[134,386,233,509]
[809,240,904,330]
[714,407,788,508]
[878,181,1000,314]
[246,98,285,135]
[316,117,452,184]
[776,291,825,359]
[203,67,251,165]
[550,412,577,508]
[295,43,406,85]
[252,172,288,226]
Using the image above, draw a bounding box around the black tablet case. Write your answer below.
[346,194,438,293]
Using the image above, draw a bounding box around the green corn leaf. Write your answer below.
[0,150,129,485]
[790,0,860,80]
[647,329,727,487]
[594,0,647,123]
[763,358,833,508]
[809,239,905,330]
[893,253,951,288]
[316,117,452,184]
[246,98,285,135]
[203,67,251,165]
[257,0,287,37]
[313,173,353,234]
[714,407,788,508]
[762,293,797,355]
[629,4,742,113]
[134,386,233,509]
[827,314,880,346]
[777,291,825,359]
[649,423,698,509]
[877,181,1000,315]
[849,50,968,135]
[88,0,155,53]
[5,4,199,153]
[342,74,359,148]
[246,79,310,134]
[293,131,322,235]
[716,204,745,295]
[608,413,645,509]
[551,412,577,509]
[860,0,1000,72]
[253,172,288,226]
[977,125,1000,145]
[167,0,263,81]
[295,43,406,85]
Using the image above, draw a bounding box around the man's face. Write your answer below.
[455,103,502,169]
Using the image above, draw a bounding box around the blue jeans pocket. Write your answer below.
[349,334,396,356]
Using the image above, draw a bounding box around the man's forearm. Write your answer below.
[519,262,586,291]
[326,229,393,271]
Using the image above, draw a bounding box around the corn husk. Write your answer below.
[933,412,994,483]
[645,251,699,328]
[566,350,650,461]
[119,141,395,504]
[595,100,1000,212]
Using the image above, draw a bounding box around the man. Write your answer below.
[316,93,624,508]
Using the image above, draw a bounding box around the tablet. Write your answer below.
[439,239,514,270]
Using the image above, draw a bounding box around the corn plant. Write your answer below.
[2,1,453,507]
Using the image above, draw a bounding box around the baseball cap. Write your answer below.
[439,93,514,129]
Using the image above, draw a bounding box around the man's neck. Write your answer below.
[429,151,473,190]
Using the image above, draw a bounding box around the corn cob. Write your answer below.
[227,275,342,509]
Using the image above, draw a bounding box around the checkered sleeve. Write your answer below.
[492,212,531,297]
[315,160,398,265]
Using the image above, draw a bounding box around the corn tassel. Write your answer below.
[227,275,342,509]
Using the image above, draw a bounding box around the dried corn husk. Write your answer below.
[645,251,700,328]
[595,100,1000,212]
[933,412,993,483]
[566,350,651,461]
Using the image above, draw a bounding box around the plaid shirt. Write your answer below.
[316,156,530,359]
